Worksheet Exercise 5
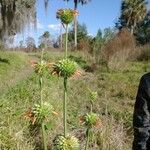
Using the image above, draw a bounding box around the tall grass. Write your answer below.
[0,46,149,149]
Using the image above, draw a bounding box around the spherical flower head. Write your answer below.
[56,9,78,25]
[32,102,53,124]
[25,103,58,125]
[33,60,48,76]
[52,59,78,78]
[82,112,101,129]
[54,134,79,150]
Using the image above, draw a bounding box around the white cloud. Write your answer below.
[88,33,94,37]
[37,20,44,29]
[48,24,61,31]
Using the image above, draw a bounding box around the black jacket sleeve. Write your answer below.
[133,73,150,150]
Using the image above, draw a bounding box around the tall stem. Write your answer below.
[42,123,47,150]
[85,128,90,150]
[63,76,67,137]
[39,48,47,150]
[40,76,47,150]
[41,48,44,62]
[40,77,43,106]
[65,24,68,58]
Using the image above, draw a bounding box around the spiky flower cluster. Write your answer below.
[54,134,79,150]
[81,112,101,129]
[56,9,78,25]
[32,102,53,124]
[31,60,49,76]
[25,102,55,125]
[52,59,78,78]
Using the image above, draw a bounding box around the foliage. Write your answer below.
[63,0,90,48]
[137,45,150,61]
[26,36,36,51]
[0,0,36,39]
[82,112,100,129]
[56,9,77,25]
[100,28,136,69]
[0,51,28,82]
[68,23,88,43]
[39,31,52,49]
[34,61,48,76]
[68,55,88,69]
[63,0,90,9]
[136,11,150,44]
[52,59,78,78]
[0,51,149,149]
[54,134,79,150]
[89,91,98,103]
[31,102,53,125]
[116,0,148,34]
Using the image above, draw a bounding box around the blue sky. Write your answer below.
[14,0,150,46]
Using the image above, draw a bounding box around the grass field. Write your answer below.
[0,50,149,150]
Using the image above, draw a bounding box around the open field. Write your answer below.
[0,50,149,149]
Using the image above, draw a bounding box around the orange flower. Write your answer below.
[24,108,37,125]
[79,116,85,126]
[30,60,38,68]
[47,62,55,68]
[73,10,79,16]
[71,70,83,79]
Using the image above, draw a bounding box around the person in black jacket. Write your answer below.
[133,72,150,150]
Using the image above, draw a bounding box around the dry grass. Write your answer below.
[0,51,149,149]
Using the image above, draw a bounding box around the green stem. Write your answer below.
[85,128,90,150]
[40,48,44,106]
[40,76,47,150]
[90,102,93,112]
[42,123,47,150]
[40,77,43,106]
[63,76,67,137]
[41,48,44,62]
[39,48,47,150]
[65,24,68,58]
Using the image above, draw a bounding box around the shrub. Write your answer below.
[137,45,150,61]
[101,28,137,69]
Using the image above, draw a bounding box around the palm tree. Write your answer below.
[64,0,90,49]
[118,0,148,34]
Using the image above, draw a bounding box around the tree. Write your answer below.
[103,28,115,43]
[63,0,91,48]
[19,40,24,49]
[91,28,115,62]
[0,0,36,39]
[68,23,88,43]
[26,36,36,51]
[117,0,148,35]
[0,0,49,40]
[38,31,52,49]
[136,11,150,44]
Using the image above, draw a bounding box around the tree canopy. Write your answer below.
[116,0,148,34]
[0,0,36,39]
[0,0,49,40]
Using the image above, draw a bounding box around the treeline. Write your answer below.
[0,0,150,64]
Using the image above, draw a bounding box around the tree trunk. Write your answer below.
[74,1,78,50]
[131,21,136,35]
[131,26,134,35]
